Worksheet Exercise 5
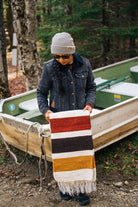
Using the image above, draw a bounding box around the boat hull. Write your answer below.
[0,97,137,162]
[0,115,52,161]
[0,57,138,162]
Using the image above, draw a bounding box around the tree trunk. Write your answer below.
[11,0,42,91]
[5,0,14,51]
[0,0,11,99]
[101,0,110,65]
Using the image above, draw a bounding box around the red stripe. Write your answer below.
[50,116,91,133]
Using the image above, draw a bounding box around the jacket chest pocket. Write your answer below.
[74,72,87,89]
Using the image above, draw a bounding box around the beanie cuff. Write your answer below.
[51,45,75,54]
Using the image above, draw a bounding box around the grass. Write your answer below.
[0,155,7,165]
[95,132,138,177]
[0,139,8,165]
[0,138,37,165]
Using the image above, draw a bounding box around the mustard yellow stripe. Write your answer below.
[53,155,96,172]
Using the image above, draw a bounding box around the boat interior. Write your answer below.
[0,61,138,125]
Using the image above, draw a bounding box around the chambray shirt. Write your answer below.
[37,53,96,115]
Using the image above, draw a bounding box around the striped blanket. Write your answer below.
[49,110,96,195]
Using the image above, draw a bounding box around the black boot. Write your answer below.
[75,193,90,206]
[59,190,72,201]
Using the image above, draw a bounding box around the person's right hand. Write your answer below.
[44,110,53,122]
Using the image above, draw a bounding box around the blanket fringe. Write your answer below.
[58,180,96,196]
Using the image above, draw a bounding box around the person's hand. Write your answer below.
[44,110,53,122]
[83,105,93,113]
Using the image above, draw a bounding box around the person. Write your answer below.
[37,32,96,205]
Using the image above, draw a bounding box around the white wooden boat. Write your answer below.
[0,57,138,162]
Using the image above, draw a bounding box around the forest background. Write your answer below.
[0,0,138,98]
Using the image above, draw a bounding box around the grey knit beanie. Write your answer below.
[51,32,75,54]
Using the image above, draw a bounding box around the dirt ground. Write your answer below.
[0,62,137,207]
[0,151,137,207]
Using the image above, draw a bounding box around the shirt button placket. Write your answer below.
[68,70,75,109]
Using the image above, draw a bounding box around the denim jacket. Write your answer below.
[37,53,96,115]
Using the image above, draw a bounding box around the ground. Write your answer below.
[0,151,137,207]
[0,62,137,207]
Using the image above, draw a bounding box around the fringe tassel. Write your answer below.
[58,181,96,196]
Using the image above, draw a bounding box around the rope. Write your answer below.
[38,126,48,191]
[0,121,49,190]
[0,122,37,166]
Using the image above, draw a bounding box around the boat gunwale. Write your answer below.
[93,56,138,72]
[0,96,137,130]
[0,89,36,113]
[90,96,138,119]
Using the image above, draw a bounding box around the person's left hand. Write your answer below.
[83,105,93,113]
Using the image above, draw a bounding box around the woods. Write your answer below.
[1,0,138,98]
[36,0,138,68]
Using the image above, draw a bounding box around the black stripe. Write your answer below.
[52,135,93,154]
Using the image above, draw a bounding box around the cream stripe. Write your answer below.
[50,110,89,119]
[54,168,96,182]
[52,150,94,159]
[51,129,92,139]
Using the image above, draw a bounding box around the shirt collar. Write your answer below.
[73,53,84,67]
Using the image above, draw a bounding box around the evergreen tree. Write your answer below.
[36,0,137,68]
[36,0,101,65]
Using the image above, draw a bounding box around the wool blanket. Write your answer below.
[49,110,96,195]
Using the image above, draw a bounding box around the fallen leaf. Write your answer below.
[122,164,126,170]
[128,143,132,150]
[114,154,118,158]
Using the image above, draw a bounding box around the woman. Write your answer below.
[37,32,96,205]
